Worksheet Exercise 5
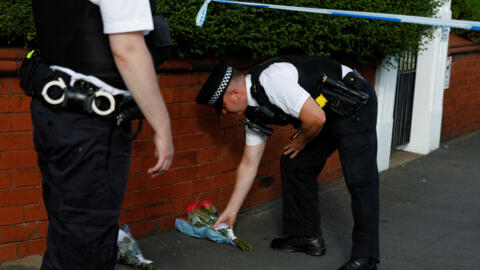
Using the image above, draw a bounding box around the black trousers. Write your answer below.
[280,84,379,261]
[31,99,132,270]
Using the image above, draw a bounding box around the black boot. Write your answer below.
[338,258,377,270]
[270,236,326,256]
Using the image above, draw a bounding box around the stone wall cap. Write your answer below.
[448,34,480,55]
[0,48,257,75]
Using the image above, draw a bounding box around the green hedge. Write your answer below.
[0,0,35,46]
[451,0,480,41]
[1,0,446,64]
[156,0,443,63]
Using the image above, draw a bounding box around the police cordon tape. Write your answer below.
[196,0,480,31]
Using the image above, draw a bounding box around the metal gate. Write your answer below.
[391,51,417,148]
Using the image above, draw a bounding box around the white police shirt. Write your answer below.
[50,0,154,95]
[88,0,153,35]
[245,62,353,146]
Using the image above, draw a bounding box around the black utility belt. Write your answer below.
[19,54,143,127]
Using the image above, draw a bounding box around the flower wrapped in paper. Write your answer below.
[117,224,154,270]
[175,200,253,252]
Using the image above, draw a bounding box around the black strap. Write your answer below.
[248,57,301,128]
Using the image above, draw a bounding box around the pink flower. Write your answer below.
[200,200,212,209]
[186,203,198,213]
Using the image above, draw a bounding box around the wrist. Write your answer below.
[151,121,172,137]
[294,133,308,146]
[224,202,240,215]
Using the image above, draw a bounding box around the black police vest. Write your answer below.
[32,0,127,89]
[247,55,343,128]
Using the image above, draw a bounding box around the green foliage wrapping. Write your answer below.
[451,0,480,41]
[1,0,445,63]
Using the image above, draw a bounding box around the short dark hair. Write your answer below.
[229,68,243,85]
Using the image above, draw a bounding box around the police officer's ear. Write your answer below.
[228,86,245,102]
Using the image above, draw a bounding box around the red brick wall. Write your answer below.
[0,74,47,261]
[0,51,350,261]
[441,35,480,141]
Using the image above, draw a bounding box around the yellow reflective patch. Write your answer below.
[26,50,35,59]
[315,94,328,108]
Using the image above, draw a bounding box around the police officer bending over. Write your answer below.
[196,55,379,270]
[25,0,174,269]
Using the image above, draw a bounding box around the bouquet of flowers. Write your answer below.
[175,200,253,252]
[117,224,154,270]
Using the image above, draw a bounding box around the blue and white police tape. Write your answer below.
[196,0,480,31]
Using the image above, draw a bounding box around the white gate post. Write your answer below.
[398,1,452,154]
[375,59,399,171]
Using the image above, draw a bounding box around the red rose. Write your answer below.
[186,202,198,213]
[200,200,212,209]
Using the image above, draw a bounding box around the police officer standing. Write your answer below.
[196,55,379,270]
[28,0,174,269]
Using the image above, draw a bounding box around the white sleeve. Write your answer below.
[259,63,310,119]
[245,126,268,146]
[93,0,154,34]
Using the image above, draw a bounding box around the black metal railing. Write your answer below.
[391,51,417,148]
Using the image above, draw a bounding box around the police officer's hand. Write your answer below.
[283,97,326,159]
[214,209,237,228]
[283,139,305,159]
[148,132,174,177]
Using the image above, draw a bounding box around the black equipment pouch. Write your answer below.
[115,97,144,140]
[19,51,58,97]
[145,15,173,68]
[243,106,275,137]
[116,97,144,126]
[319,71,370,117]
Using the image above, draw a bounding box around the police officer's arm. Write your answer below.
[214,142,267,228]
[283,97,326,158]
[109,31,174,176]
